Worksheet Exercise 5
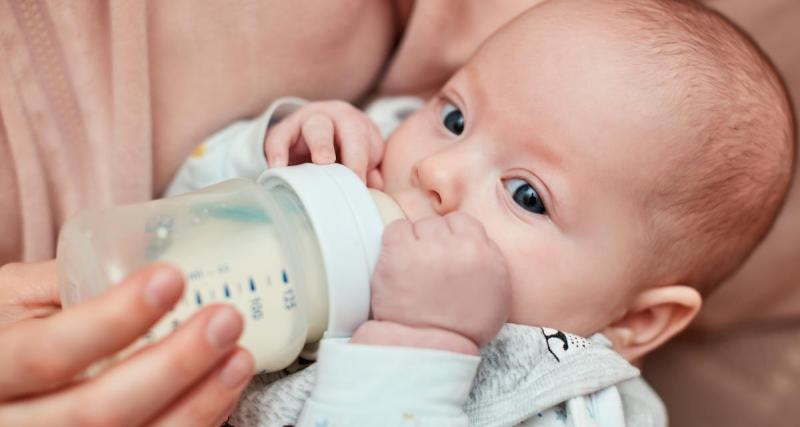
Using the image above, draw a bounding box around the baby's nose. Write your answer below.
[413,159,463,215]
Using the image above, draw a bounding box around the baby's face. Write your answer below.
[380,3,679,336]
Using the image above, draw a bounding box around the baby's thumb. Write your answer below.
[367,169,385,190]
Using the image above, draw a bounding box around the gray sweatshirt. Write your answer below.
[229,324,666,427]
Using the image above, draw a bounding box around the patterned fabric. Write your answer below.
[228,324,647,427]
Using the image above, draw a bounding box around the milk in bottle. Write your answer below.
[57,164,404,373]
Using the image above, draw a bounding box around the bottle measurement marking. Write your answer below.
[187,271,288,308]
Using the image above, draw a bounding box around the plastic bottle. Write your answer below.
[57,164,404,373]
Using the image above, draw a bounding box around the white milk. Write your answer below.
[145,213,310,372]
[58,164,403,374]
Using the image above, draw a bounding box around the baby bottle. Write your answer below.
[57,164,404,374]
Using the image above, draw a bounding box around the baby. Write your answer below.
[168,0,794,425]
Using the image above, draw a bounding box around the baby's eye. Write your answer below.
[504,179,547,215]
[440,102,465,135]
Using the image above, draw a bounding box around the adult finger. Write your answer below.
[301,113,336,164]
[0,265,184,400]
[0,260,60,326]
[61,305,244,427]
[148,348,254,427]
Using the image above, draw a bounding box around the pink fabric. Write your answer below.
[0,0,532,265]
[0,0,397,264]
[0,0,152,263]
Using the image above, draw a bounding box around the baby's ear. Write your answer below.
[601,285,702,362]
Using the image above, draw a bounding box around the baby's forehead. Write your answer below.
[466,3,653,105]
[463,2,703,153]
[460,31,674,166]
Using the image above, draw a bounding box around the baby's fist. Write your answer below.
[370,212,511,348]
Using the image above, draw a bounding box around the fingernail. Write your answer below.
[219,350,253,388]
[207,307,243,349]
[144,267,183,309]
[218,400,238,424]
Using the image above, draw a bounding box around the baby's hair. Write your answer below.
[617,0,795,294]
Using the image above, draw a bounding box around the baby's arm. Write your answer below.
[296,213,512,426]
[165,98,386,196]
[164,97,306,196]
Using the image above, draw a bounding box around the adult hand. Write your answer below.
[0,263,254,426]
[0,261,61,326]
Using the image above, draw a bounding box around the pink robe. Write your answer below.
[0,0,397,263]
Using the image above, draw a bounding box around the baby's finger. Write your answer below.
[148,348,254,427]
[333,118,373,182]
[301,113,336,164]
[264,118,302,168]
[413,216,449,239]
[381,219,415,246]
[445,212,488,239]
[367,169,384,190]
[364,119,385,172]
[0,265,183,400]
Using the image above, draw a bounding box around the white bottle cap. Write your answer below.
[257,164,393,338]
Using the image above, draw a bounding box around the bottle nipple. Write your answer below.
[368,189,406,225]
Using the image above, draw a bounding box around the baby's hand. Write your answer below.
[353,213,511,354]
[264,101,384,186]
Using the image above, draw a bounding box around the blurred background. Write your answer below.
[645,1,800,426]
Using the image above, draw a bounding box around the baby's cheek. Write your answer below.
[502,243,579,327]
[378,145,411,188]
